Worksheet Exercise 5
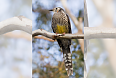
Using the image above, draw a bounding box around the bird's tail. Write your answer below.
[62,48,73,76]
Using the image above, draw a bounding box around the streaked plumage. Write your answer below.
[49,7,73,76]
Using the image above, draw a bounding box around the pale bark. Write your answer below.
[32,27,116,39]
[84,27,116,39]
[32,29,84,39]
[0,16,32,35]
[4,32,31,41]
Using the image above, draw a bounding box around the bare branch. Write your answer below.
[4,32,31,41]
[84,27,116,39]
[0,16,32,35]
[33,27,116,40]
[32,29,84,39]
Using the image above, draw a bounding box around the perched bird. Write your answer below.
[49,7,73,76]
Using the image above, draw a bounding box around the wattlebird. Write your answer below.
[49,7,73,76]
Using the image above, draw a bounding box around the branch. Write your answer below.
[32,27,116,39]
[84,27,116,39]
[32,29,84,39]
[4,32,31,41]
[0,16,32,35]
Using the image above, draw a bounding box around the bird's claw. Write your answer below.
[60,33,65,36]
[55,32,65,37]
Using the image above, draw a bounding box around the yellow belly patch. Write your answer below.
[56,24,68,34]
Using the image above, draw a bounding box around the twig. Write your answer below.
[34,36,55,42]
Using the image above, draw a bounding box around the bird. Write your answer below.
[49,7,73,76]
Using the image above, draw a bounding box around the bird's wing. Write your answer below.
[66,14,72,33]
[51,15,56,33]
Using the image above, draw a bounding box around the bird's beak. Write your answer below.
[49,9,53,11]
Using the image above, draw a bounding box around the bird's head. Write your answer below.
[49,7,64,13]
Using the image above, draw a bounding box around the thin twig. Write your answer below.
[34,36,55,42]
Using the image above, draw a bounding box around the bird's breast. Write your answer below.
[56,24,68,34]
[53,12,69,34]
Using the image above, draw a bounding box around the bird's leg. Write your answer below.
[56,32,62,36]
[55,32,59,36]
[62,32,65,35]
[55,32,65,38]
[58,32,65,36]
[53,32,58,40]
[60,32,65,36]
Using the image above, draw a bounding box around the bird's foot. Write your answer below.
[62,32,65,36]
[59,32,65,36]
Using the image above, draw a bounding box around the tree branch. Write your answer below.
[32,27,116,40]
[32,29,84,39]
[4,32,31,41]
[34,36,55,42]
[0,16,32,35]
[84,27,116,39]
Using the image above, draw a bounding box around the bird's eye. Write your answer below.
[56,8,57,10]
